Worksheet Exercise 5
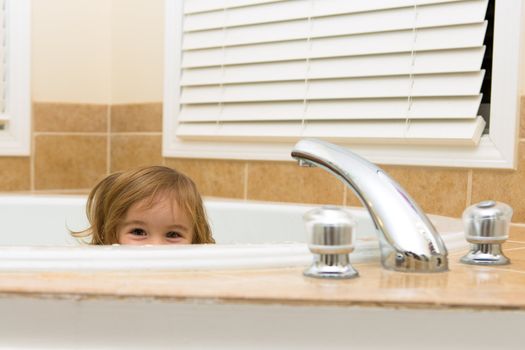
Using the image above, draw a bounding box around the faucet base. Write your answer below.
[460,243,510,265]
[303,254,359,279]
[383,251,449,273]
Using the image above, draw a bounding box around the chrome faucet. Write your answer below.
[291,139,448,273]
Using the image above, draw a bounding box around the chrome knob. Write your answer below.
[303,206,358,279]
[460,200,512,265]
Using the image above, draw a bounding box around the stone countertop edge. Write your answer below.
[0,226,523,312]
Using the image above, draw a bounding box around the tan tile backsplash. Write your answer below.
[110,134,163,172]
[34,134,107,190]
[521,96,525,139]
[1,101,524,222]
[165,158,245,199]
[33,103,108,133]
[382,165,469,218]
[247,161,344,205]
[0,157,31,191]
[111,103,162,132]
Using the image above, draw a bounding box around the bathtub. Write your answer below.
[2,194,524,350]
[0,194,467,271]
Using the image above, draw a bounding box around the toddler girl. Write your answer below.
[73,166,214,245]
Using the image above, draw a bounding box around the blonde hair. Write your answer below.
[73,166,214,245]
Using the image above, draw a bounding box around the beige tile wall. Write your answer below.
[2,101,525,222]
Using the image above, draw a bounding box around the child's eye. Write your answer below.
[166,231,182,239]
[130,228,147,236]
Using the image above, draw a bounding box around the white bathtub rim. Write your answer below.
[0,194,468,271]
[0,236,467,272]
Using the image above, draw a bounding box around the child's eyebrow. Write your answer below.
[167,224,189,232]
[121,220,147,226]
[122,221,189,231]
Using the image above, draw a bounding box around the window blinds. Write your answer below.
[0,0,6,127]
[175,0,488,146]
[0,0,30,156]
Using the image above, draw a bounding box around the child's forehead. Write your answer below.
[132,190,184,211]
[122,191,193,228]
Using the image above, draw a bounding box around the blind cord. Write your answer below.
[301,0,315,136]
[217,7,228,128]
[405,3,418,138]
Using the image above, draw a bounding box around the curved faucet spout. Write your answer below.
[291,139,448,273]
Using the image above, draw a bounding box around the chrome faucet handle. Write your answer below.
[303,206,359,279]
[460,200,512,265]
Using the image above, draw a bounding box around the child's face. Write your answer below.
[117,193,194,245]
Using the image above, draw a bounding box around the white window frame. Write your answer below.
[163,0,524,169]
[0,0,31,156]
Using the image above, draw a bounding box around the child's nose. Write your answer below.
[149,235,169,245]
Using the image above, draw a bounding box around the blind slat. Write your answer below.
[181,48,485,86]
[184,0,310,32]
[182,22,487,68]
[180,72,484,104]
[184,0,471,31]
[176,116,486,146]
[302,116,486,145]
[185,0,462,15]
[179,96,482,122]
[184,0,284,15]
[314,0,472,19]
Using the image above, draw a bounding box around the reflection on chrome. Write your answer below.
[291,139,448,273]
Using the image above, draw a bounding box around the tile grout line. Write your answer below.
[108,132,163,136]
[32,132,108,136]
[32,132,162,136]
[108,3,113,175]
[466,169,473,207]
[243,162,249,200]
[106,104,111,175]
[28,189,92,194]
[30,106,36,191]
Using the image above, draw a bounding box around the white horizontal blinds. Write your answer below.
[0,0,6,125]
[176,0,489,146]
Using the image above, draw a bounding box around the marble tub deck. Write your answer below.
[0,227,524,311]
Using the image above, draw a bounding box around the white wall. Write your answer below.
[521,0,525,95]
[32,0,164,104]
[111,0,164,104]
[32,0,112,103]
